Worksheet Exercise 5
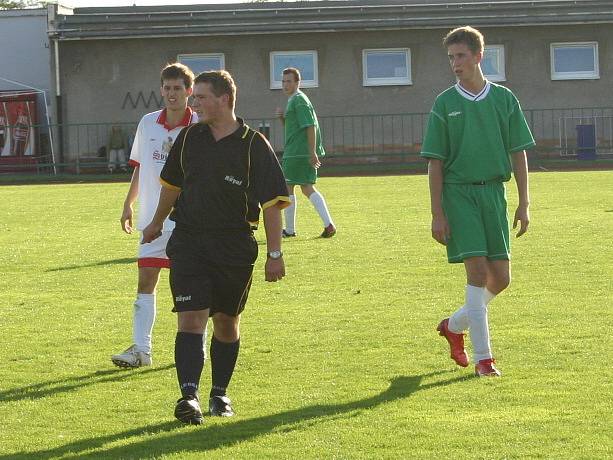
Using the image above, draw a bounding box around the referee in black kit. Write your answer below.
[142,70,290,425]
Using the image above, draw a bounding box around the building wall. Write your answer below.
[0,9,50,95]
[57,24,611,156]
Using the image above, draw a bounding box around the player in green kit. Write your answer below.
[421,26,535,377]
[275,67,336,238]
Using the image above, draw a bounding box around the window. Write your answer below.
[270,51,318,89]
[177,53,225,74]
[551,42,599,80]
[362,48,411,86]
[482,45,506,82]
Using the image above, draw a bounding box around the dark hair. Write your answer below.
[194,70,237,109]
[160,63,194,88]
[443,26,485,54]
[282,67,301,82]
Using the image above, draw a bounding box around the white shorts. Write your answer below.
[138,230,171,268]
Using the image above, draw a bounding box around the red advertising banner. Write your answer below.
[0,92,37,157]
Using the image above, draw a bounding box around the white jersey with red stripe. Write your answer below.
[129,107,198,231]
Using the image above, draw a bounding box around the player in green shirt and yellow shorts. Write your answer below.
[421,26,535,377]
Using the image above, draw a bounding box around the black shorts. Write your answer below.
[167,228,257,317]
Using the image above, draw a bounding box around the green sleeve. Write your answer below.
[508,95,536,153]
[294,102,316,129]
[421,100,449,160]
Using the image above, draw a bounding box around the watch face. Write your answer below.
[268,250,282,259]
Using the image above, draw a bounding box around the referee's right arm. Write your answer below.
[142,126,188,243]
[141,185,180,243]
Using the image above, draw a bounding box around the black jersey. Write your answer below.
[161,118,289,234]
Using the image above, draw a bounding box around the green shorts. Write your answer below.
[282,156,317,185]
[442,182,510,264]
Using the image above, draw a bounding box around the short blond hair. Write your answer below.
[443,26,485,54]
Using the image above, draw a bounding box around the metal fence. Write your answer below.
[523,107,613,157]
[2,107,612,175]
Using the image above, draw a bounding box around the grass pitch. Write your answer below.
[0,171,611,459]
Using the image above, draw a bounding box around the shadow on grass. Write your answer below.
[46,257,137,272]
[5,371,471,459]
[0,364,174,403]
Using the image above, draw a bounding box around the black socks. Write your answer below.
[175,331,204,398]
[210,336,240,398]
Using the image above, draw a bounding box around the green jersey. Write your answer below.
[421,81,535,183]
[283,90,325,159]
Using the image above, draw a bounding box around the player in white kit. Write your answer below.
[112,63,198,368]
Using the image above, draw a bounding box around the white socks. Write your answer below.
[284,195,296,234]
[448,287,496,333]
[464,285,493,362]
[133,293,156,354]
[309,191,333,227]
[285,192,334,232]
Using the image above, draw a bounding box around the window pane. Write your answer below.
[366,52,407,79]
[179,56,223,74]
[554,47,595,73]
[273,54,314,81]
[482,48,499,76]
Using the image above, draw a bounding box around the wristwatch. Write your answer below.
[267,250,283,260]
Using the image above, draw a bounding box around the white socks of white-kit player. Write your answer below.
[133,293,156,354]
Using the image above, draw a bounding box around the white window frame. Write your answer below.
[362,48,412,86]
[270,51,318,89]
[482,45,506,82]
[550,42,599,80]
[177,53,225,73]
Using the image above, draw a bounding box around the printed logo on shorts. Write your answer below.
[175,294,192,302]
[224,175,243,186]
[448,111,462,117]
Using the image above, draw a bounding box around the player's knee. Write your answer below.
[178,312,206,334]
[466,268,488,287]
[137,268,160,293]
[212,315,240,342]
[137,279,157,293]
[301,185,315,197]
[494,273,511,293]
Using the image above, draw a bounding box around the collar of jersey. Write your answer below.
[455,80,491,102]
[156,107,194,131]
[200,117,250,139]
[288,90,302,100]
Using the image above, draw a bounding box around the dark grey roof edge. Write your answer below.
[0,7,47,17]
[49,0,613,40]
[53,21,613,42]
[69,0,610,14]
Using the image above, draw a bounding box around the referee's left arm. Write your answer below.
[251,131,290,282]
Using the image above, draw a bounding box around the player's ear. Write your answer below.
[222,93,230,107]
[186,87,193,96]
[475,50,483,64]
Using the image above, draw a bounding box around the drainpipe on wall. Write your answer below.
[48,2,68,169]
[54,38,64,167]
